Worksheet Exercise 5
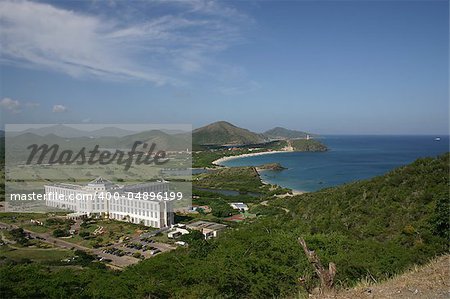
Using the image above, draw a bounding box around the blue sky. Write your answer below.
[0,0,448,134]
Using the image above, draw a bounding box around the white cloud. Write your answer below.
[0,0,251,86]
[52,105,68,113]
[0,97,21,113]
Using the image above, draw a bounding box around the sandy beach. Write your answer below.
[212,150,291,166]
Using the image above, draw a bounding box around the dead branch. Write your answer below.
[298,237,336,293]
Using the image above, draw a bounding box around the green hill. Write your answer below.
[291,139,328,151]
[1,154,448,298]
[192,121,266,145]
[264,127,310,139]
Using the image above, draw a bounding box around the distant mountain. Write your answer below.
[88,127,136,137]
[114,130,189,151]
[193,121,266,145]
[264,127,310,139]
[10,125,186,138]
[19,124,88,138]
[6,129,191,163]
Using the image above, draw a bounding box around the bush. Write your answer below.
[9,228,29,246]
[52,229,69,238]
[79,231,90,239]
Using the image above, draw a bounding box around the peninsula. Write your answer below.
[192,121,328,168]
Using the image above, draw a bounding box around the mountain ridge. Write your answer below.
[264,127,311,139]
[192,121,320,146]
[192,121,267,145]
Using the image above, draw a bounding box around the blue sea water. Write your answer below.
[220,135,449,192]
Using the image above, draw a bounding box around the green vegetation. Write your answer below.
[65,218,154,248]
[194,166,263,193]
[256,163,286,171]
[0,136,4,202]
[0,245,74,264]
[192,190,240,219]
[191,138,327,168]
[0,212,154,249]
[193,188,261,204]
[192,142,284,168]
[264,126,310,139]
[0,154,447,298]
[7,228,32,246]
[291,139,327,151]
[0,213,72,234]
[193,166,290,196]
[192,121,266,145]
[192,150,234,168]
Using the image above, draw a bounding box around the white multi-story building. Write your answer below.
[44,177,174,228]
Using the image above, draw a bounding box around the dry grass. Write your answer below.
[310,255,449,299]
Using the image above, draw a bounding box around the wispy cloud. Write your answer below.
[0,0,252,86]
[52,105,68,113]
[0,97,21,113]
[0,97,39,114]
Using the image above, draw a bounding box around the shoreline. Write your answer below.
[212,150,291,166]
[257,168,306,196]
[211,150,307,195]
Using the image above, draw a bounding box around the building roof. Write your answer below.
[45,177,168,195]
[230,202,248,209]
[88,177,115,186]
[186,221,227,231]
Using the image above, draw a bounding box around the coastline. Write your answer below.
[212,150,290,166]
[211,150,307,195]
[257,168,306,196]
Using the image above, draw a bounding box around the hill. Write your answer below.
[114,130,189,151]
[9,125,143,138]
[264,127,310,139]
[291,139,328,151]
[87,127,136,137]
[17,124,88,138]
[0,154,448,298]
[192,121,266,145]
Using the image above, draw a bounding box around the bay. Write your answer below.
[220,135,449,192]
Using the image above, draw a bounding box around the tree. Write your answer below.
[52,229,69,238]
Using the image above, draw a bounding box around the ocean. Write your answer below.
[219,135,449,192]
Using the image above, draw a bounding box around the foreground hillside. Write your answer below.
[314,255,449,299]
[0,154,448,298]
